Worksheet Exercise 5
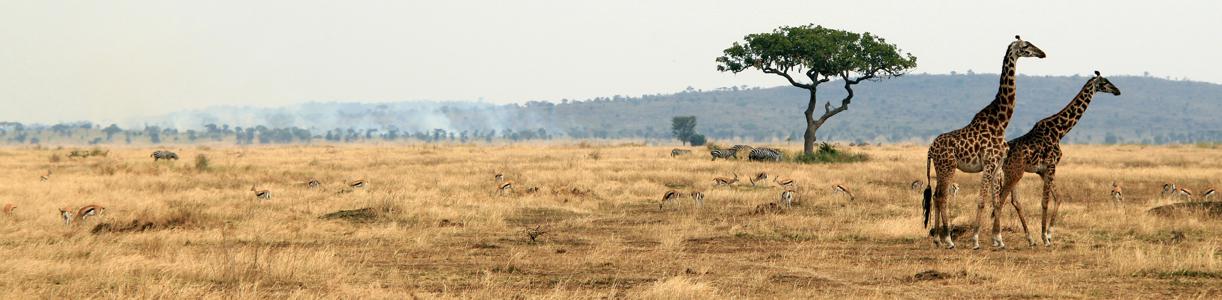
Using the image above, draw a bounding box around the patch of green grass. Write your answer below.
[792,142,868,164]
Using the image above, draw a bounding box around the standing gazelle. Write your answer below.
[40,170,51,182]
[774,177,795,189]
[3,203,15,216]
[497,181,515,195]
[1203,188,1216,201]
[348,179,368,190]
[305,179,321,189]
[660,190,681,209]
[1110,182,1123,204]
[690,191,705,207]
[780,190,796,208]
[251,185,271,200]
[76,205,105,222]
[58,207,74,225]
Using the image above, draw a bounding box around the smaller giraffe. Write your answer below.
[996,71,1120,248]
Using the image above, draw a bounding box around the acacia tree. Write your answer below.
[671,116,697,145]
[716,24,916,154]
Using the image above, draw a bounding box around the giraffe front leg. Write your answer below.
[972,163,997,250]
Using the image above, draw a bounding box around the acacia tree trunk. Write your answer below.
[802,88,819,154]
[801,78,857,155]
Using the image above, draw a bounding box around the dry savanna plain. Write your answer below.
[0,143,1219,299]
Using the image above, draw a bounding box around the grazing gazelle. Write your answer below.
[660,190,681,209]
[39,170,51,182]
[76,205,105,222]
[713,173,739,186]
[833,184,855,201]
[690,191,705,207]
[58,207,74,225]
[780,190,796,208]
[497,181,515,195]
[3,203,15,216]
[1204,188,1216,201]
[251,185,271,200]
[305,179,321,189]
[1177,187,1193,200]
[774,177,795,189]
[1161,183,1178,197]
[1110,182,1124,204]
[348,179,368,189]
[749,172,768,187]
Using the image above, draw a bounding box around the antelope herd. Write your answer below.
[14,145,1218,251]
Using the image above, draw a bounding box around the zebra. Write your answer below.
[710,149,736,161]
[780,190,796,208]
[671,149,692,157]
[730,145,754,159]
[748,148,782,162]
[306,179,321,189]
[151,150,179,161]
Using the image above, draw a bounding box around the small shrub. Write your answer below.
[689,134,707,146]
[587,150,602,160]
[194,154,211,172]
[793,142,869,164]
[89,147,108,156]
[705,143,723,151]
[49,153,62,163]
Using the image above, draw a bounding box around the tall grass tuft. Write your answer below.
[194,154,211,172]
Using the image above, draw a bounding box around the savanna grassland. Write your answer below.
[0,143,1218,299]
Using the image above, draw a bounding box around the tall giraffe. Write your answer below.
[923,36,1046,250]
[996,71,1121,248]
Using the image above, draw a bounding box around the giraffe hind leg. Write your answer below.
[934,163,957,249]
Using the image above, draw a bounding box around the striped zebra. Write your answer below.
[730,145,754,159]
[151,150,179,161]
[710,148,736,161]
[748,148,782,162]
[671,149,692,157]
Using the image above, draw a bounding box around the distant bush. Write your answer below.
[793,142,868,164]
[689,134,707,146]
[49,153,62,163]
[194,154,211,172]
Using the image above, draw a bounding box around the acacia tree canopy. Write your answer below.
[715,24,916,154]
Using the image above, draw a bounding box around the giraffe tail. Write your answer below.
[923,156,933,228]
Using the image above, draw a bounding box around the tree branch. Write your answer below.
[764,67,813,89]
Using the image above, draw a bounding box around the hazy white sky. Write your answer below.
[1,0,1218,124]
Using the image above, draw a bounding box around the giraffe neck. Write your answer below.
[969,48,1019,131]
[1038,80,1098,140]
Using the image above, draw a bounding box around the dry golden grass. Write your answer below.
[0,143,1218,298]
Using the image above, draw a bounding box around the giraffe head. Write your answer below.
[1090,71,1122,96]
[1010,35,1046,59]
